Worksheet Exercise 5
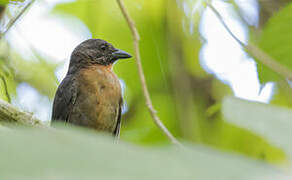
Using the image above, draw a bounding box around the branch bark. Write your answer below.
[116,0,180,145]
[0,98,44,126]
[207,3,292,80]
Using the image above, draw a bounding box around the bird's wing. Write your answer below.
[113,98,123,137]
[52,75,78,123]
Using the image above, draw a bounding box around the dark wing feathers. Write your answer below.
[113,105,121,137]
[113,98,123,137]
[52,75,78,123]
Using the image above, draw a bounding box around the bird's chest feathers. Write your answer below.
[78,65,121,104]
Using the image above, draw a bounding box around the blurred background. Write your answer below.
[1,0,292,164]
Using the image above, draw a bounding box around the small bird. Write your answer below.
[51,39,132,136]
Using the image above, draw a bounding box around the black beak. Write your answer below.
[112,49,132,60]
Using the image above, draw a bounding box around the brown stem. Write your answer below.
[116,0,180,145]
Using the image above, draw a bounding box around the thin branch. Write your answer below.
[245,44,292,80]
[207,2,292,80]
[116,0,180,145]
[0,0,35,39]
[207,3,244,47]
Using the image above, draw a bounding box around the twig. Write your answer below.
[0,0,35,39]
[116,0,180,145]
[207,3,292,80]
[207,3,244,47]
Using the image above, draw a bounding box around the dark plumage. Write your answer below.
[52,39,132,136]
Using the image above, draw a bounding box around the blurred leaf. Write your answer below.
[0,0,24,5]
[256,3,292,84]
[211,79,233,101]
[0,0,9,5]
[0,125,285,179]
[0,62,17,102]
[121,93,178,145]
[215,120,286,164]
[269,81,292,107]
[222,96,292,160]
[0,75,11,102]
[10,53,58,99]
[168,0,207,78]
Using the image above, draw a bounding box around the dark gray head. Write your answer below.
[68,39,131,73]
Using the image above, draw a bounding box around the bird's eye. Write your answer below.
[100,44,107,51]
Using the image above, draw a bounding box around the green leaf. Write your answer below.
[257,3,292,84]
[0,126,284,179]
[121,93,179,144]
[222,96,292,160]
[0,57,18,102]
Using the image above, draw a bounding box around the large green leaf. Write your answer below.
[0,126,284,179]
[222,96,292,160]
[257,3,292,84]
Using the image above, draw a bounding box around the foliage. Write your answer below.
[0,126,285,179]
[9,52,58,98]
[223,96,292,160]
[257,3,292,84]
[1,0,292,178]
[51,0,288,164]
[0,0,24,5]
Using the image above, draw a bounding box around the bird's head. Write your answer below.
[69,39,132,72]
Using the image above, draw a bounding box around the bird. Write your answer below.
[51,39,132,137]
